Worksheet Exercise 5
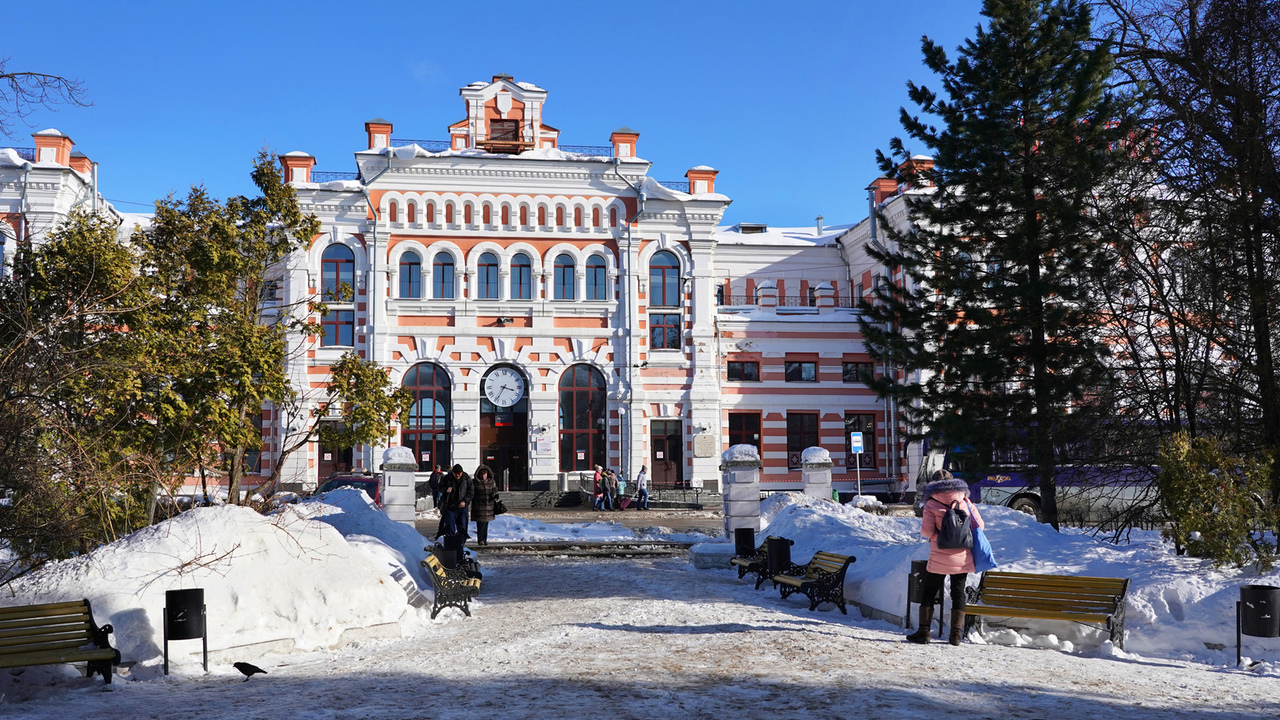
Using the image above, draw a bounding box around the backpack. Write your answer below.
[937,500,974,550]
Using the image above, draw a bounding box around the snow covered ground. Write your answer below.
[1,490,1278,716]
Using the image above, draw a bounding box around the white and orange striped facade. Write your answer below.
[1,75,927,496]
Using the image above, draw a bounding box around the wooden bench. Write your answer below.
[0,599,120,683]
[421,554,482,619]
[773,551,856,614]
[729,535,787,590]
[963,571,1131,649]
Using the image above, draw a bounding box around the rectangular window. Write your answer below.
[786,412,820,470]
[728,412,761,456]
[727,361,760,381]
[650,313,681,350]
[784,361,817,382]
[321,310,354,347]
[845,413,878,469]
[842,362,873,384]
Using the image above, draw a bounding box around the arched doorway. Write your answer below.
[559,364,606,472]
[480,365,529,490]
[402,363,452,472]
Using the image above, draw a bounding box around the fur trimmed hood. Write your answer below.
[921,477,970,505]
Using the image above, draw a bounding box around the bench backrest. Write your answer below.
[807,552,854,578]
[978,571,1129,613]
[0,600,97,658]
[423,554,448,577]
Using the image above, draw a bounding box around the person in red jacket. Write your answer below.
[906,470,984,645]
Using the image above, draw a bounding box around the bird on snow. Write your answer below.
[233,662,268,681]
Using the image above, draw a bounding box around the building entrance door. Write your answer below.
[317,430,353,484]
[650,420,684,488]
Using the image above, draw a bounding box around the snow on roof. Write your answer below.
[0,148,30,167]
[283,150,312,157]
[714,222,854,247]
[34,128,67,137]
[689,164,716,172]
[515,81,543,91]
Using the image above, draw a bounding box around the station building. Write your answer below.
[0,75,926,497]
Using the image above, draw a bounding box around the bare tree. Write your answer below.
[0,57,90,138]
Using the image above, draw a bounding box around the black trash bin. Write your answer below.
[164,588,207,674]
[765,536,794,577]
[1240,585,1280,638]
[905,560,944,636]
[433,546,459,569]
[733,528,756,558]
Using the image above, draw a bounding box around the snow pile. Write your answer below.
[382,446,416,466]
[722,444,760,463]
[1,489,434,678]
[0,148,29,167]
[848,494,885,511]
[750,492,1280,665]
[800,447,831,464]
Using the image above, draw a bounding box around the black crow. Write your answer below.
[233,662,268,681]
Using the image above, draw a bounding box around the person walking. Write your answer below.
[592,465,607,511]
[605,469,620,511]
[428,464,444,509]
[906,470,984,645]
[470,464,498,546]
[635,464,649,510]
[439,464,474,546]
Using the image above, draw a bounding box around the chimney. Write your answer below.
[68,151,92,175]
[815,215,824,235]
[899,155,936,189]
[32,128,74,165]
[364,118,393,150]
[280,151,317,183]
[685,165,718,194]
[610,127,640,159]
[868,177,899,205]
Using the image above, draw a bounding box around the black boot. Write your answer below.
[906,604,933,644]
[949,609,966,645]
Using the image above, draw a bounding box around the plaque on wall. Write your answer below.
[693,434,717,458]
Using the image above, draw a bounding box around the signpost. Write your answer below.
[849,432,863,497]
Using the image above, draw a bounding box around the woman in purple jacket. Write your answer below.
[906,470,984,645]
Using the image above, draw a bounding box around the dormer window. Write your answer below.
[489,120,519,142]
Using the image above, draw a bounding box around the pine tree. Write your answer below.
[859,0,1146,528]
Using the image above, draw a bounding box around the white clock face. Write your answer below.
[484,367,525,407]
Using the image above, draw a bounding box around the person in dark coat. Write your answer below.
[470,464,498,546]
[906,469,984,645]
[428,464,444,509]
[439,464,474,545]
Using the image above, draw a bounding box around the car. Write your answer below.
[314,473,383,507]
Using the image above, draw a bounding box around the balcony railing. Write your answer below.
[717,295,860,308]
[312,171,360,182]
[558,144,613,155]
[11,147,36,161]
[390,138,452,152]
[657,180,690,192]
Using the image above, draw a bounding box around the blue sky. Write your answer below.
[5,0,984,227]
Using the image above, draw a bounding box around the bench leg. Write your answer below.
[88,659,112,684]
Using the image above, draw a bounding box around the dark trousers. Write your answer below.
[919,570,968,611]
[475,520,489,545]
[637,488,649,510]
[442,507,469,542]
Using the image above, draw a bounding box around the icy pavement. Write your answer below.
[4,555,1274,719]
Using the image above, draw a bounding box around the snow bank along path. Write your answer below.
[3,556,1272,719]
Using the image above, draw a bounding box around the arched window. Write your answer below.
[464,204,473,225]
[538,206,547,227]
[559,364,606,472]
[433,253,455,299]
[520,205,529,226]
[586,255,607,300]
[389,201,398,223]
[555,206,565,227]
[445,203,454,225]
[501,205,510,226]
[427,202,435,224]
[402,363,451,472]
[477,251,499,299]
[407,202,417,224]
[511,253,532,300]
[610,207,618,228]
[321,244,354,302]
[399,251,422,299]
[554,254,575,300]
[320,244,355,347]
[650,250,680,307]
[574,207,583,227]
[592,207,601,227]
[482,205,492,225]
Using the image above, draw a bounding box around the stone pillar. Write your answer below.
[801,446,834,501]
[721,444,763,537]
[381,447,418,525]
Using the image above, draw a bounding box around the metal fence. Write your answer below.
[657,180,690,192]
[390,138,452,152]
[11,147,36,161]
[717,295,860,308]
[558,144,613,155]
[312,171,360,182]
